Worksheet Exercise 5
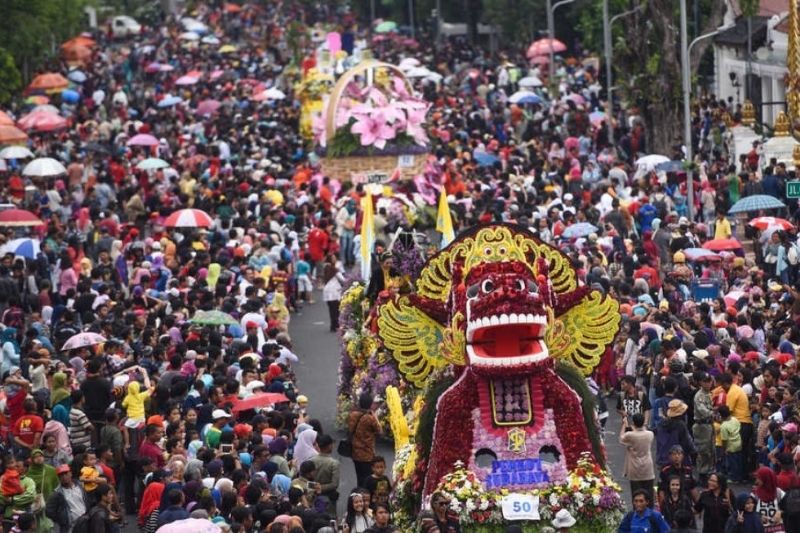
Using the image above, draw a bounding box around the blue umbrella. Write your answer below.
[67,70,86,83]
[61,89,80,104]
[655,160,684,172]
[158,95,183,108]
[515,94,542,105]
[474,152,499,167]
[561,222,599,239]
[728,194,786,214]
[0,238,40,259]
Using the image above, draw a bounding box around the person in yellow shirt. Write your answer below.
[714,374,755,478]
[713,211,732,240]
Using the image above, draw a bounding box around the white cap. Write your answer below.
[678,216,689,226]
[564,193,573,201]
[212,409,230,420]
[246,380,265,392]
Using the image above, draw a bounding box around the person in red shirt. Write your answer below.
[634,258,661,292]
[307,221,330,284]
[139,424,166,469]
[12,398,44,450]
[96,444,117,487]
[777,452,800,490]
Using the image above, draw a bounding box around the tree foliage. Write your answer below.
[0,48,22,105]
[0,0,95,81]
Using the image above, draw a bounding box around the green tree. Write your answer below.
[0,48,22,105]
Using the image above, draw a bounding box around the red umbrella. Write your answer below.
[232,392,290,413]
[164,208,213,228]
[527,38,567,58]
[702,238,743,251]
[27,73,70,93]
[196,99,221,115]
[749,217,794,231]
[0,125,28,144]
[0,209,43,227]
[0,111,14,126]
[18,111,67,132]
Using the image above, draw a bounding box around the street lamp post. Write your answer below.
[603,1,643,151]
[547,0,576,84]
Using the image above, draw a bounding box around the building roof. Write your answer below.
[714,15,769,46]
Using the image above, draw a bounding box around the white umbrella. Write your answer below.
[136,157,170,170]
[201,35,220,45]
[61,332,107,351]
[0,146,34,159]
[518,76,543,88]
[179,32,200,41]
[635,154,670,169]
[263,88,286,100]
[22,157,67,177]
[398,58,421,70]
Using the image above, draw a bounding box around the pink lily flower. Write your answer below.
[350,112,397,150]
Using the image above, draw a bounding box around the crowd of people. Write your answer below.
[0,1,800,533]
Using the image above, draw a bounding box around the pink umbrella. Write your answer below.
[175,75,199,86]
[18,111,67,132]
[527,38,567,58]
[127,133,160,147]
[210,69,224,80]
[185,70,203,78]
[529,55,550,66]
[566,93,586,105]
[155,518,221,533]
[164,208,213,228]
[160,64,175,72]
[145,62,162,73]
[196,99,221,115]
[61,332,107,350]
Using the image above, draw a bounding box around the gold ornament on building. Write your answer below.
[742,100,756,126]
[774,111,791,136]
[722,112,734,128]
[793,143,800,168]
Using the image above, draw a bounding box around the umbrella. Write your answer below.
[635,154,670,169]
[565,93,585,105]
[62,44,92,65]
[375,21,398,33]
[0,146,34,159]
[263,88,286,100]
[527,38,567,58]
[561,222,599,239]
[136,157,170,170]
[61,89,80,104]
[702,238,743,251]
[518,76,543,88]
[682,248,720,261]
[0,125,27,144]
[127,134,160,147]
[473,152,500,167]
[508,90,542,105]
[67,70,87,83]
[723,290,746,307]
[405,67,434,78]
[0,238,40,259]
[0,209,43,227]
[156,518,222,533]
[175,75,200,86]
[18,111,67,132]
[219,44,237,54]
[398,58,421,70]
[157,95,183,108]
[30,104,60,115]
[190,310,239,326]
[61,35,96,49]
[179,31,200,41]
[232,392,291,413]
[0,111,14,126]
[201,35,220,45]
[655,160,684,173]
[224,2,242,12]
[22,157,67,177]
[749,217,794,231]
[589,111,607,125]
[728,194,787,214]
[160,64,175,72]
[164,208,213,228]
[196,100,221,115]
[61,332,107,351]
[24,96,49,105]
[84,142,111,154]
[144,62,163,73]
[27,73,69,92]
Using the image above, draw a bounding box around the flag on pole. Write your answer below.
[436,188,455,249]
[360,191,375,282]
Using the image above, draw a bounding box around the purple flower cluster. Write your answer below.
[392,239,425,280]
[360,355,400,394]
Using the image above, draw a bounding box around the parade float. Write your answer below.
[313,60,430,182]
[338,224,625,530]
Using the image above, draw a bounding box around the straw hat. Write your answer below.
[667,399,688,418]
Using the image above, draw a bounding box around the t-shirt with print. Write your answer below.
[12,414,44,447]
[616,390,651,417]
[755,490,784,525]
[364,474,392,509]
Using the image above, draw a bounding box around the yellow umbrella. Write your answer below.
[219,44,238,54]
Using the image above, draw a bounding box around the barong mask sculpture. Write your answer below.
[376,225,621,495]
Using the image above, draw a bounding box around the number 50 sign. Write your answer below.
[500,494,540,520]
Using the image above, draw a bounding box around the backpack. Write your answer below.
[784,487,800,515]
[71,507,101,533]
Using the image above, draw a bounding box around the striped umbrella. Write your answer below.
[728,194,786,214]
[164,208,213,228]
[0,238,40,259]
[749,217,794,231]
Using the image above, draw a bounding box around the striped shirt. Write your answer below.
[69,407,93,449]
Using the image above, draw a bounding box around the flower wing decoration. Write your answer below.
[376,296,452,387]
[546,290,621,375]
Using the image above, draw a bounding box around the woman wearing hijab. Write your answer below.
[139,472,166,532]
[724,493,765,533]
[271,474,291,496]
[28,448,57,533]
[293,428,318,466]
[50,372,71,410]
[69,357,86,382]
[1,328,20,376]
[43,405,72,457]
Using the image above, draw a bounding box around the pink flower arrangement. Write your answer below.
[314,75,430,155]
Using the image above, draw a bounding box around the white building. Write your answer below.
[713,0,791,126]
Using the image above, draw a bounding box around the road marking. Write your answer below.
[313,321,326,325]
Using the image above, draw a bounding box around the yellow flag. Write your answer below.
[436,188,455,248]
[360,191,375,282]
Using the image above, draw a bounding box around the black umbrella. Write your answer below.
[84,142,111,155]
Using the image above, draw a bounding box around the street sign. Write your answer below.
[788,181,800,199]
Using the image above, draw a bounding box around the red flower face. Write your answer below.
[462,261,550,370]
